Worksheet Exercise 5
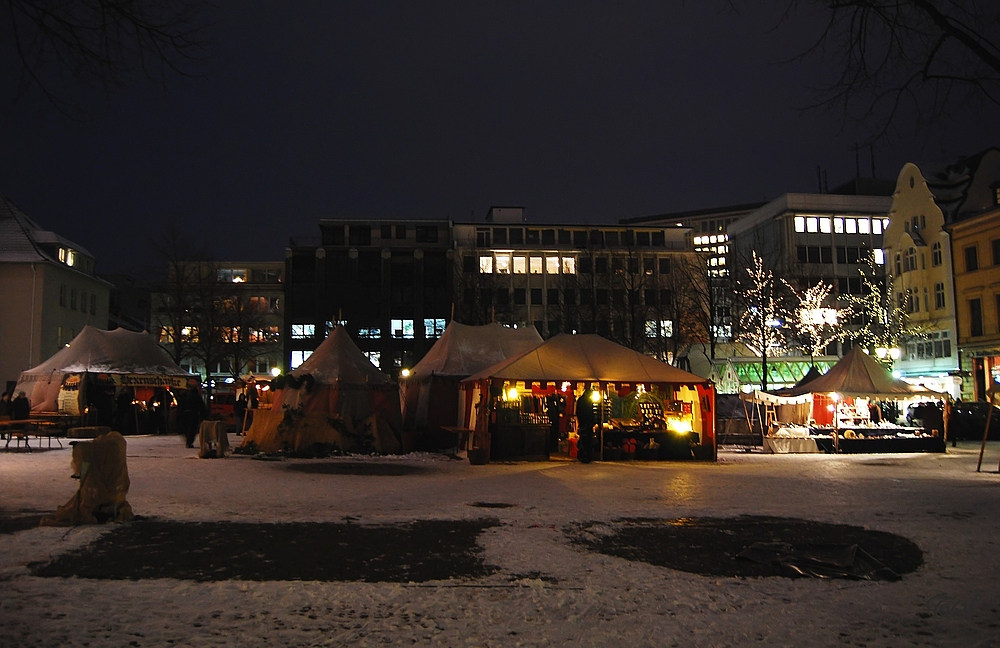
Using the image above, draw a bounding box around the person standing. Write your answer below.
[11,391,30,420]
[576,388,598,464]
[545,392,566,453]
[179,389,207,448]
[234,392,248,435]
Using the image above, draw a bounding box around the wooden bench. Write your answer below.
[1,419,70,450]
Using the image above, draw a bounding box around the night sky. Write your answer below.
[3,2,998,278]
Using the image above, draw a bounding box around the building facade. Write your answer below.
[0,196,111,391]
[882,163,962,398]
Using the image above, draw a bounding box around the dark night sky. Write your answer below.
[3,2,999,278]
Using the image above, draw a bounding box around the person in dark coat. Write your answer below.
[234,393,248,435]
[545,392,566,453]
[11,391,30,420]
[0,391,11,418]
[179,389,208,448]
[576,388,598,464]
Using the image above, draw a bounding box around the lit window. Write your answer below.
[845,219,857,234]
[858,218,871,234]
[562,257,576,274]
[660,320,673,338]
[645,320,657,338]
[66,250,76,266]
[495,254,511,274]
[820,218,831,233]
[424,318,446,338]
[290,350,313,369]
[391,319,414,339]
[358,328,381,339]
[546,256,560,274]
[529,257,543,274]
[479,256,493,273]
[874,249,885,264]
[872,218,883,234]
[834,218,844,233]
[513,256,526,274]
[58,248,66,262]
[794,217,805,232]
[363,351,381,367]
[291,324,315,339]
[806,217,818,233]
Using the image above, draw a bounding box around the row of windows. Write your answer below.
[158,325,280,344]
[291,319,447,341]
[59,284,97,314]
[793,216,887,235]
[897,284,947,313]
[465,287,675,307]
[904,332,952,360]
[465,254,673,276]
[797,246,884,265]
[476,228,667,248]
[323,225,442,246]
[217,268,283,284]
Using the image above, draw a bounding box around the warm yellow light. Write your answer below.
[875,347,888,359]
[667,418,693,433]
[270,367,281,377]
[889,348,902,360]
[507,387,519,400]
[401,368,411,378]
[589,390,601,403]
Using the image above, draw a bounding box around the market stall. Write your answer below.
[461,334,716,462]
[743,346,947,454]
[14,326,199,433]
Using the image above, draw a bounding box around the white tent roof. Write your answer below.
[409,322,543,378]
[291,326,390,384]
[17,326,192,382]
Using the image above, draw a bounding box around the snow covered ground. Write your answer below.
[2,435,999,647]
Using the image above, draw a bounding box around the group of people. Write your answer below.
[0,390,32,437]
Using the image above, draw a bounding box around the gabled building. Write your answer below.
[0,195,111,390]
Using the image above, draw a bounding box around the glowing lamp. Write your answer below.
[589,390,601,403]
[507,387,519,400]
[830,392,840,402]
[270,367,281,377]
[400,368,411,378]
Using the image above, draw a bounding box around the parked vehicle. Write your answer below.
[948,401,1000,441]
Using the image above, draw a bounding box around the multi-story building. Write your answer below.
[883,163,963,397]
[152,260,284,385]
[452,207,697,367]
[283,209,701,376]
[941,149,1000,401]
[284,219,453,375]
[0,195,111,391]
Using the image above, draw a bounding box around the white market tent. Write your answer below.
[15,326,196,413]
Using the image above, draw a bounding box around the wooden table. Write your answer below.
[1,418,69,449]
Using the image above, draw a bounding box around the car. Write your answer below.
[948,401,1000,441]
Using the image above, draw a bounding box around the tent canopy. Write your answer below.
[408,322,543,379]
[783,346,943,398]
[291,326,389,384]
[462,334,709,385]
[17,325,193,385]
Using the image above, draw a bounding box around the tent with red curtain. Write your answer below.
[242,327,401,454]
[461,334,716,461]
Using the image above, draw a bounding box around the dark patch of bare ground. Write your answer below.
[286,462,429,476]
[0,510,46,534]
[29,519,499,582]
[570,516,923,579]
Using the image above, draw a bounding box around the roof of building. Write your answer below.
[925,147,1000,223]
[0,194,94,264]
[726,193,893,238]
[619,202,768,225]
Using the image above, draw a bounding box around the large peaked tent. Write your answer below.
[783,346,942,398]
[15,326,196,413]
[243,327,401,454]
[400,322,542,445]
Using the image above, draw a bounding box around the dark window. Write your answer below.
[493,228,507,245]
[595,257,608,274]
[970,298,983,336]
[547,288,559,304]
[836,247,846,264]
[558,229,571,245]
[463,256,476,273]
[480,288,493,305]
[526,229,540,244]
[848,277,862,294]
[612,258,624,271]
[605,231,619,246]
[660,289,673,306]
[596,289,608,305]
[612,289,624,305]
[651,231,665,246]
[589,230,603,246]
[580,290,593,305]
[514,288,526,305]
[628,258,639,273]
[659,258,670,274]
[496,289,509,305]
[476,228,490,247]
[622,230,634,246]
[807,247,820,264]
[643,258,654,274]
[564,289,576,305]
[798,246,808,264]
[531,288,543,305]
[573,230,587,247]
[966,246,979,272]
[993,239,1000,266]
[579,257,592,273]
[636,231,650,246]
[932,242,942,266]
[395,225,407,239]
[821,247,832,264]
[645,289,658,305]
[934,283,946,309]
[381,225,393,239]
[509,228,524,244]
[349,225,371,246]
[323,225,345,245]
[542,229,555,245]
[847,247,859,264]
